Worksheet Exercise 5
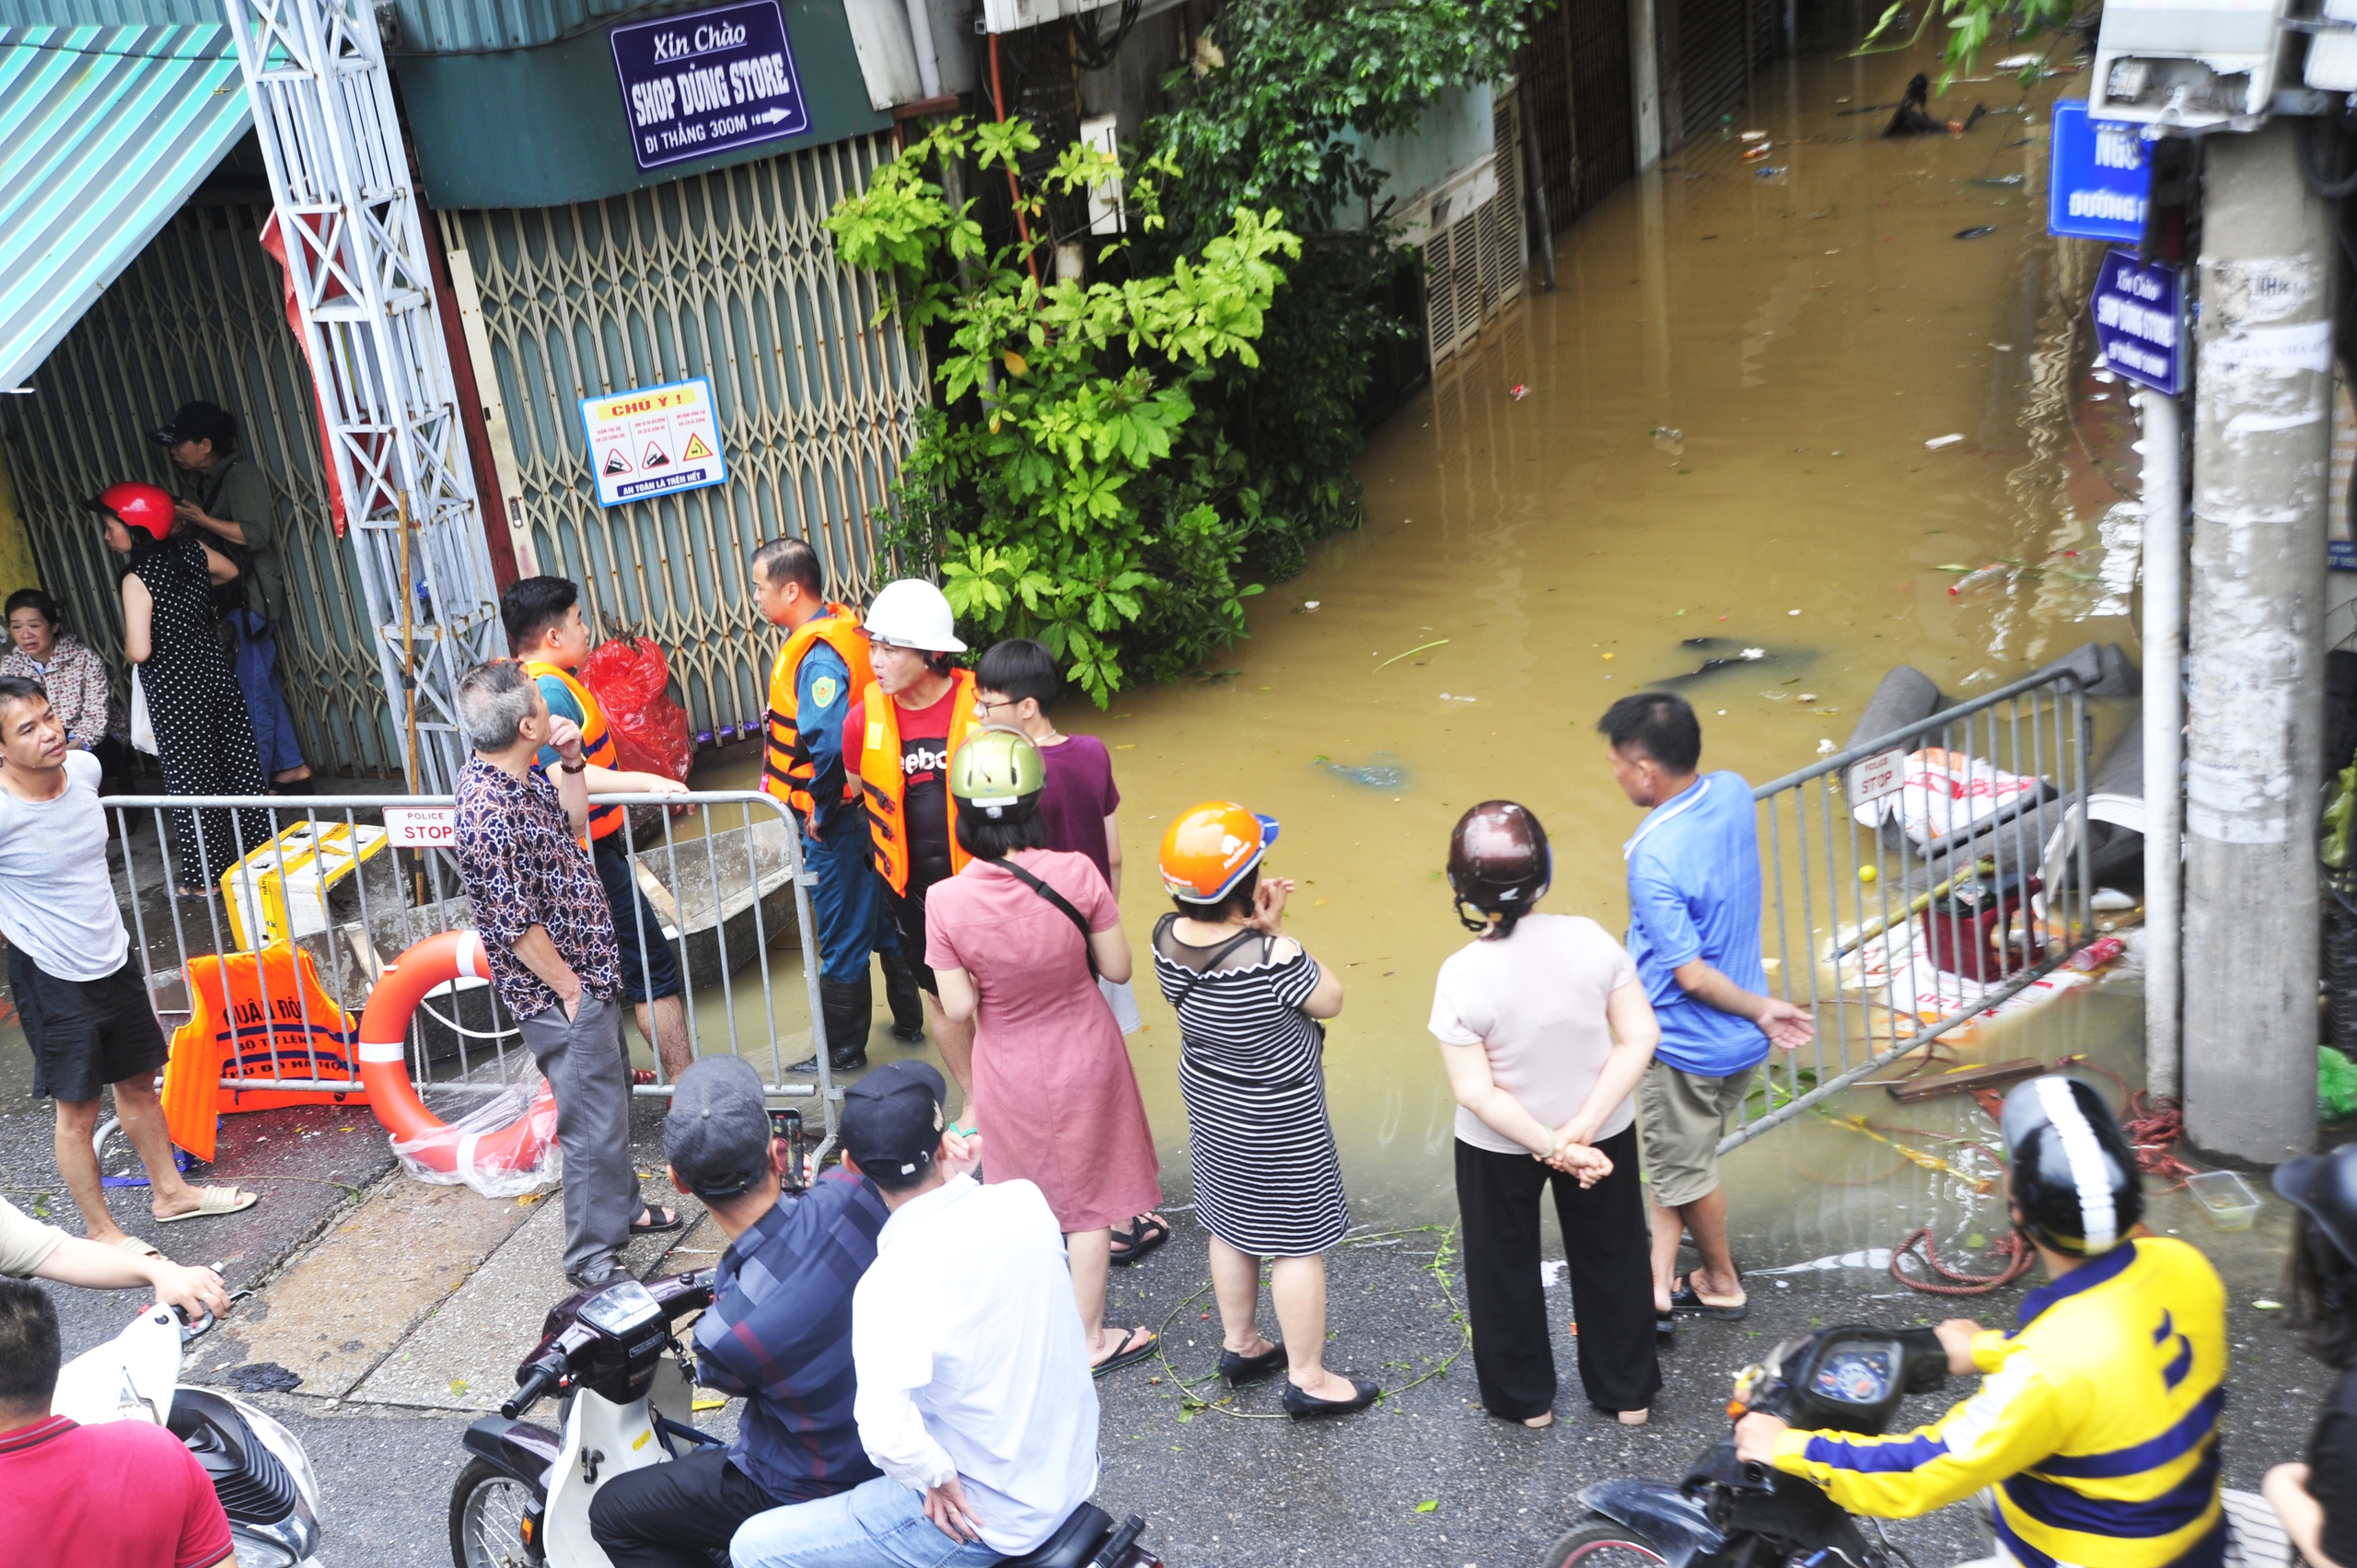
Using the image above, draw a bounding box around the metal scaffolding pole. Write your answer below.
[219,0,505,790]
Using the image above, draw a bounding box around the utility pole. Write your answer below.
[2182,121,2332,1163]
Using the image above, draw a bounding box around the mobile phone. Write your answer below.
[769,1108,807,1193]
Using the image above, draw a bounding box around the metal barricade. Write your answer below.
[1723,668,2096,1153]
[104,789,841,1138]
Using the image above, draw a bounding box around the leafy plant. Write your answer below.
[1857,0,2073,85]
[827,117,1298,703]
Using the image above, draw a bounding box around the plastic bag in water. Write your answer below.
[390,1059,562,1199]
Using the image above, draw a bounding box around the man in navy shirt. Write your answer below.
[1599,692,1812,1326]
[589,1056,889,1568]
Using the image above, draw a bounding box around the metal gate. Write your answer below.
[4,199,395,776]
[438,134,928,748]
[1677,0,1751,144]
[1423,98,1527,368]
[1517,0,1632,233]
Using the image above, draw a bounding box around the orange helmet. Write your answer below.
[1159,800,1281,904]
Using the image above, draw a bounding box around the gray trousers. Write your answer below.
[518,992,641,1281]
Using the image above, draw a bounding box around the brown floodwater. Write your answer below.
[11,39,2165,1273]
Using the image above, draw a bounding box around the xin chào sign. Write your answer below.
[610,0,809,172]
[579,377,727,508]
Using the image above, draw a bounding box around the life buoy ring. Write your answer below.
[358,930,556,1179]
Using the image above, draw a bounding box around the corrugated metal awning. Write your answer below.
[0,25,250,391]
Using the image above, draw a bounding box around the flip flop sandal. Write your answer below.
[1109,1213,1170,1268]
[115,1236,162,1258]
[1667,1272,1750,1320]
[630,1206,685,1236]
[1091,1327,1158,1378]
[156,1185,258,1223]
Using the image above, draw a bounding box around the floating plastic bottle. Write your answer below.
[2065,935,2127,972]
[1947,563,2007,596]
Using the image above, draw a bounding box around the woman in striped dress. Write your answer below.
[1151,800,1378,1420]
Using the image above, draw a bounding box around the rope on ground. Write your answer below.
[1890,1226,2036,1295]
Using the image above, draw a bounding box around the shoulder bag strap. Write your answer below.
[997,858,1100,980]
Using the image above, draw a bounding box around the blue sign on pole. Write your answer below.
[610,0,809,173]
[2049,100,2151,243]
[2090,249,2182,398]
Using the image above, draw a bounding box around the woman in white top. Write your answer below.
[1428,801,1661,1427]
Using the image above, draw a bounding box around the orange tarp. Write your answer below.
[159,942,369,1161]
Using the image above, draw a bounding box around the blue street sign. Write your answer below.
[610,0,808,173]
[2090,250,2182,397]
[2049,100,2151,243]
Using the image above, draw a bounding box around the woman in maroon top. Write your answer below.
[924,726,1163,1376]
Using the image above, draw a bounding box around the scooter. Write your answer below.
[1540,1322,1953,1568]
[52,1293,327,1567]
[451,1112,1162,1567]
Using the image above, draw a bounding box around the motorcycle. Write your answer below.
[451,1110,1162,1568]
[52,1292,327,1567]
[1541,1323,1954,1568]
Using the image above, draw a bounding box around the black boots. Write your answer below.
[878,952,925,1044]
[790,975,872,1074]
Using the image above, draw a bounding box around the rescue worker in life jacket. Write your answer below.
[750,538,923,1075]
[502,577,694,1083]
[844,579,981,1102]
[1736,1076,2230,1568]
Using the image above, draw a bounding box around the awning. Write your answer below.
[0,25,252,392]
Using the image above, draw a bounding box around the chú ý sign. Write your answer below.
[578,376,727,508]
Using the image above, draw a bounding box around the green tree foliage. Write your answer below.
[826,118,1299,703]
[1136,0,1536,571]
[1858,0,2075,85]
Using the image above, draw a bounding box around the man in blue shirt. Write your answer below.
[1599,691,1812,1326]
[589,1055,889,1568]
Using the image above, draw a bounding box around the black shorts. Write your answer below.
[9,950,168,1103]
[886,875,945,996]
[593,832,683,1005]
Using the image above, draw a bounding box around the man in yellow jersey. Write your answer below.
[502,577,693,1084]
[842,579,981,1098]
[1736,1075,2229,1568]
[750,539,922,1075]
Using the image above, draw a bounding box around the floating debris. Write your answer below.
[1968,174,2025,187]
[1318,753,1407,789]
[1510,382,1527,400]
[1924,433,1966,449]
[1956,226,1998,239]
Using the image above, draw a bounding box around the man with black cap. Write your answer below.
[152,400,311,790]
[588,1056,890,1568]
[732,1061,1098,1568]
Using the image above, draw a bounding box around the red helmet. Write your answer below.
[85,482,175,540]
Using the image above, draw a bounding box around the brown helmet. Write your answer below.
[1446,800,1551,935]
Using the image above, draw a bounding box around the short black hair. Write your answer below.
[501,575,579,655]
[955,808,1050,861]
[3,589,60,628]
[975,638,1061,714]
[1171,877,1258,923]
[1596,691,1701,773]
[750,537,822,596]
[0,674,48,717]
[0,1279,61,1419]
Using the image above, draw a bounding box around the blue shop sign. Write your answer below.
[2091,250,2182,398]
[2049,100,2151,243]
[610,0,809,173]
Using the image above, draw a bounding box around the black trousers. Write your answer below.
[1455,1125,1662,1419]
[587,1449,784,1568]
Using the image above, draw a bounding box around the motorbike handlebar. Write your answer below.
[502,1359,565,1419]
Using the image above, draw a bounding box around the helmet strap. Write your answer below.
[1451,897,1498,936]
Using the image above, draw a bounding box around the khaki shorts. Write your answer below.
[1638,1059,1758,1209]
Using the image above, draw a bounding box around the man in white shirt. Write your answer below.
[730,1061,1098,1568]
[0,678,255,1249]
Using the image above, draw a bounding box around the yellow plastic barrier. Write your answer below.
[218,819,390,950]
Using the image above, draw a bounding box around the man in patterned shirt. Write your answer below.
[452,660,683,1290]
[589,1055,891,1568]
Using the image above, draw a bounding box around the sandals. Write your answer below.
[155,1186,258,1223]
[630,1206,684,1236]
[1109,1213,1170,1268]
[1091,1326,1158,1378]
[1667,1272,1750,1320]
[114,1236,162,1258]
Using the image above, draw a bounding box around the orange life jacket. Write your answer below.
[762,603,875,820]
[856,669,979,895]
[526,660,624,842]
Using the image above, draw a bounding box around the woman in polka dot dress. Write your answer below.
[94,484,273,897]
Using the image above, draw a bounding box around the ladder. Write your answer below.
[220,0,505,791]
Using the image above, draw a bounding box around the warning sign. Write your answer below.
[578,376,726,507]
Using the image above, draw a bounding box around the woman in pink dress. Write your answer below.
[925,726,1163,1376]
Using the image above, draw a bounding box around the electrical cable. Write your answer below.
[1069,0,1141,72]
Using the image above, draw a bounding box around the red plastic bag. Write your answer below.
[580,636,694,786]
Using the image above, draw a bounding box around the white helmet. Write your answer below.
[863,578,966,653]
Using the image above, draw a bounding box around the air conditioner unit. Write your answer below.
[2088,0,2293,129]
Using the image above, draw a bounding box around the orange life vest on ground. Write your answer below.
[855,669,979,895]
[526,660,624,842]
[762,603,875,819]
